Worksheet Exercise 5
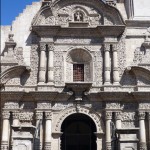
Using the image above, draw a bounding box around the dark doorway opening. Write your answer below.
[61,113,97,150]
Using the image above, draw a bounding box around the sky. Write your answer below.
[1,0,40,25]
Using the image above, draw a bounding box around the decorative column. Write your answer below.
[39,43,46,84]
[139,112,147,150]
[1,111,10,150]
[148,113,150,149]
[104,44,111,85]
[47,43,54,85]
[115,112,122,129]
[45,111,52,150]
[12,111,19,126]
[105,111,112,150]
[35,112,43,150]
[112,44,120,85]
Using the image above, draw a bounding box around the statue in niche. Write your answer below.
[74,11,83,22]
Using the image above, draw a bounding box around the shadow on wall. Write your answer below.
[120,69,137,86]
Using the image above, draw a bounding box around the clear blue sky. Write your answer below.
[1,0,40,25]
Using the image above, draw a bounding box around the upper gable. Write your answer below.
[32,0,125,27]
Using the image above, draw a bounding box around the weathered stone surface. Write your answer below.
[1,0,150,150]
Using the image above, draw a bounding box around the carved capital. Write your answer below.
[140,142,147,150]
[2,111,10,119]
[139,112,146,120]
[104,44,110,52]
[40,43,46,51]
[12,111,19,119]
[106,141,111,150]
[19,112,33,121]
[115,112,122,120]
[105,111,112,120]
[112,44,118,52]
[36,112,43,120]
[48,44,54,51]
[45,111,52,120]
[44,142,51,150]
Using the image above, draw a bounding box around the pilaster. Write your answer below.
[12,111,19,126]
[112,44,120,85]
[45,111,52,150]
[104,44,111,85]
[105,111,112,150]
[139,112,147,150]
[115,111,122,129]
[47,43,54,85]
[1,111,10,150]
[39,43,46,84]
[35,112,43,150]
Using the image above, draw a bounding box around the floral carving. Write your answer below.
[54,51,64,86]
[106,103,121,109]
[19,112,33,121]
[4,102,19,109]
[138,112,145,120]
[26,44,39,85]
[45,112,52,120]
[37,103,51,109]
[2,111,10,119]
[36,112,43,120]
[105,111,112,120]
[12,111,19,119]
[54,106,104,133]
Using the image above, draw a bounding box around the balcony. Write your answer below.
[65,82,92,101]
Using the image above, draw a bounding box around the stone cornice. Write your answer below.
[1,91,150,102]
[31,25,125,37]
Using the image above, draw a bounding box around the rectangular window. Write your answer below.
[73,64,84,81]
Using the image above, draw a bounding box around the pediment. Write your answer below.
[120,66,150,86]
[32,0,125,27]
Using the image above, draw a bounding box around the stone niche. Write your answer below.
[66,48,93,82]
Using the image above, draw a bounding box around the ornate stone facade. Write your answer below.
[1,0,150,150]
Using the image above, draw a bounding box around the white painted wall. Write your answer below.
[133,0,150,20]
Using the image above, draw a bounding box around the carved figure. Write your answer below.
[74,11,83,22]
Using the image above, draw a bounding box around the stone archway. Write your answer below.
[61,113,97,150]
[53,106,104,150]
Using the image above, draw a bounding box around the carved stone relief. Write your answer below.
[118,31,126,76]
[53,106,104,133]
[35,4,103,27]
[25,44,39,85]
[4,102,19,109]
[19,112,34,125]
[133,47,150,70]
[93,51,103,86]
[121,112,138,128]
[37,103,51,109]
[5,77,20,85]
[54,51,64,86]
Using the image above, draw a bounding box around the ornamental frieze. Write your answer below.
[54,106,104,133]
[19,112,34,121]
[4,102,19,109]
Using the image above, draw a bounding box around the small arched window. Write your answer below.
[74,11,84,22]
